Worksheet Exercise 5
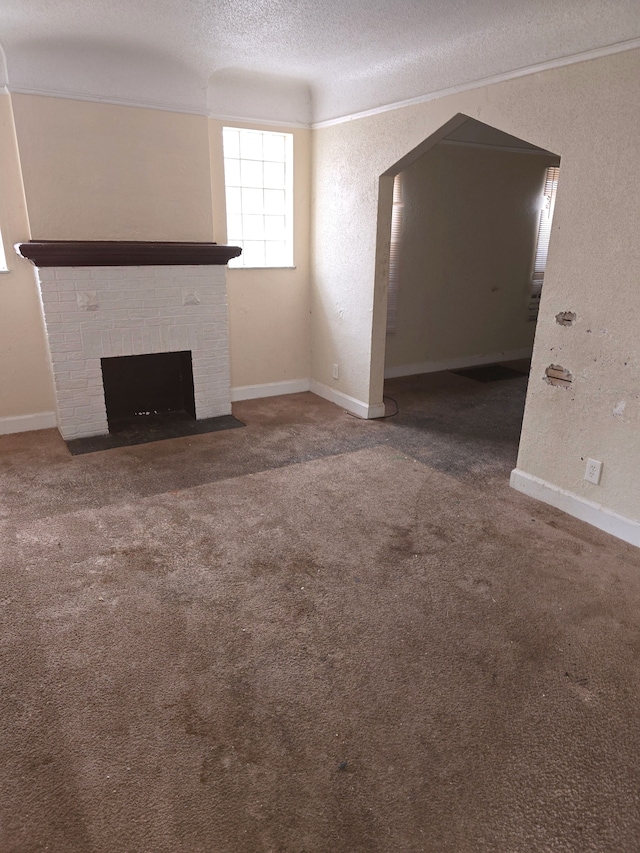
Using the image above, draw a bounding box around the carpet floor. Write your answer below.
[2,370,640,852]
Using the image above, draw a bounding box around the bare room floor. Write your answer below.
[2,370,639,852]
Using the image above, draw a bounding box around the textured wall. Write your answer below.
[0,94,55,426]
[311,48,640,523]
[10,94,214,241]
[209,119,311,391]
[385,143,558,372]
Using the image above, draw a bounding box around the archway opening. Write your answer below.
[373,115,561,471]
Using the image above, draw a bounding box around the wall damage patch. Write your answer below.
[544,364,572,388]
[613,401,626,419]
[555,311,576,326]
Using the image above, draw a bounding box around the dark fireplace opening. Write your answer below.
[101,351,196,434]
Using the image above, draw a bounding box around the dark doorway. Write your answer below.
[101,351,196,433]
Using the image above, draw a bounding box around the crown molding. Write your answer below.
[312,37,640,129]
[6,85,207,116]
[4,35,639,127]
[6,86,311,125]
[208,112,311,129]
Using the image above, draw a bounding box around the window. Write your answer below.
[0,230,7,272]
[222,127,294,268]
[529,165,560,321]
[387,173,404,335]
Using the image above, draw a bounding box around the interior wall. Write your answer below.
[10,94,214,241]
[209,119,311,392]
[0,94,311,427]
[0,94,55,424]
[311,48,640,524]
[384,142,559,374]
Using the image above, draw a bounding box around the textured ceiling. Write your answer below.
[0,0,638,122]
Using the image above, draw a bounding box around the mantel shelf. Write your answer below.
[16,240,242,268]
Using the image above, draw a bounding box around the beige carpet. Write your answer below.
[2,433,640,852]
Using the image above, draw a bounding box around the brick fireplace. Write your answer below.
[17,241,241,442]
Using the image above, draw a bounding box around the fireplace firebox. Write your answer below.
[101,351,196,433]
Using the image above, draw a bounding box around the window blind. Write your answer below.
[387,173,404,335]
[529,166,560,321]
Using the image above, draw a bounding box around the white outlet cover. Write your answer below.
[584,458,603,485]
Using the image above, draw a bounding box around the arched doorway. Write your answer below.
[371,114,560,466]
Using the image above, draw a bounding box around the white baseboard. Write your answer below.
[0,411,57,436]
[510,468,640,548]
[230,378,310,402]
[384,348,533,379]
[309,380,386,419]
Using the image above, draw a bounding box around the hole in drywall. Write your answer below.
[544,364,572,388]
[556,311,576,326]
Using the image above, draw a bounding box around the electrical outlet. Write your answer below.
[332,363,339,380]
[584,458,603,485]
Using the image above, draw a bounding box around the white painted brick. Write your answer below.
[54,267,88,280]
[130,328,144,355]
[62,422,107,440]
[57,292,78,304]
[159,326,171,348]
[52,323,82,337]
[73,402,105,417]
[107,329,121,356]
[61,332,83,343]
[52,344,85,358]
[127,308,159,321]
[40,290,60,304]
[85,322,115,333]
[61,359,91,373]
[140,327,154,351]
[93,267,125,280]
[55,377,89,391]
[151,327,163,351]
[47,331,74,345]
[119,328,132,355]
[81,330,102,358]
[155,265,185,278]
[127,266,154,279]
[57,406,78,419]
[38,262,231,439]
[100,331,113,357]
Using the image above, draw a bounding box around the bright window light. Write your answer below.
[222,128,294,268]
[0,232,7,272]
[529,165,560,321]
[387,173,404,335]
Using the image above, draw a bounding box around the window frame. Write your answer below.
[222,126,295,270]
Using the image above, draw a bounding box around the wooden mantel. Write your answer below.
[16,240,242,267]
